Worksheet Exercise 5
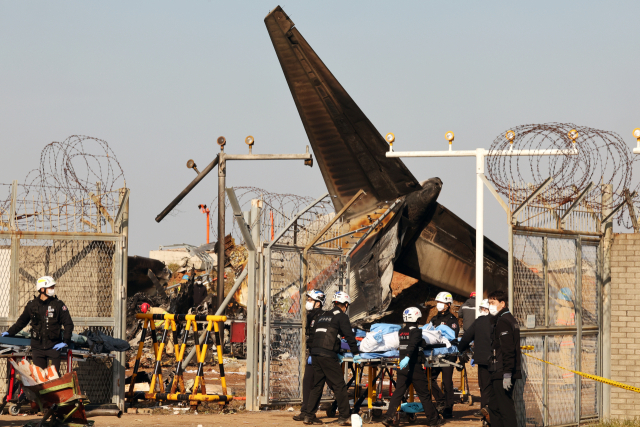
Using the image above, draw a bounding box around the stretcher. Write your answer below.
[341,349,472,424]
[0,336,116,417]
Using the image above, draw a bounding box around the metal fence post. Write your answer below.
[115,187,129,409]
[576,237,583,423]
[601,184,613,419]
[8,181,19,321]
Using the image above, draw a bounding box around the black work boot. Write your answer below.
[381,418,395,427]
[303,415,324,425]
[481,406,490,423]
[336,417,351,426]
[293,412,305,421]
[442,407,453,419]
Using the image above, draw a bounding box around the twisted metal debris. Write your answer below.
[486,123,640,228]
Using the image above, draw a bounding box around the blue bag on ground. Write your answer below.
[401,402,424,413]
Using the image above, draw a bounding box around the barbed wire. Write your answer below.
[486,123,640,228]
[0,135,126,232]
[207,186,333,244]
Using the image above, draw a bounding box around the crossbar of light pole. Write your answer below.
[386,146,578,316]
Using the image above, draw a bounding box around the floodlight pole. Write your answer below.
[387,144,577,314]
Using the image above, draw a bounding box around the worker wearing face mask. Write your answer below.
[293,290,336,422]
[429,292,459,418]
[484,290,521,427]
[457,299,493,418]
[2,276,74,372]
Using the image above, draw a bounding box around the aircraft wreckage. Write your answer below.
[155,6,508,325]
[264,6,507,322]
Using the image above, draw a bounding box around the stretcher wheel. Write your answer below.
[407,413,417,424]
[460,394,469,404]
[372,409,383,418]
[361,411,372,424]
[8,403,20,416]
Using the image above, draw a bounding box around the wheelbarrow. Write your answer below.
[20,371,93,427]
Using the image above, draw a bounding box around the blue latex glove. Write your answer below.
[337,354,344,364]
[399,356,410,369]
[307,356,312,365]
[1,332,9,337]
[53,343,67,351]
[353,355,363,364]
[470,358,475,367]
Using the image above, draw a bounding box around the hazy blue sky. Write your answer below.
[1,1,639,256]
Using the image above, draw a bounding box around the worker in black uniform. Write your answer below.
[303,291,359,426]
[293,290,334,421]
[429,291,459,419]
[457,299,493,416]
[484,290,522,427]
[2,276,73,372]
[381,307,444,427]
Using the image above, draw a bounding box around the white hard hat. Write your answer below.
[307,290,326,305]
[480,299,490,309]
[403,307,422,323]
[435,292,453,304]
[332,291,351,305]
[36,276,56,291]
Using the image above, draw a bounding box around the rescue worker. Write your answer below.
[429,291,459,418]
[484,290,522,427]
[457,299,493,415]
[381,307,444,427]
[2,276,73,372]
[192,277,208,308]
[293,290,335,421]
[303,292,359,426]
[460,291,477,332]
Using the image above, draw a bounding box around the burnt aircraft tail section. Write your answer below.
[265,6,420,219]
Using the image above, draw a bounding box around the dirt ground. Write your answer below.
[0,405,486,427]
[0,363,487,426]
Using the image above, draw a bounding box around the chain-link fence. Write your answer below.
[513,231,600,426]
[264,245,342,404]
[0,183,127,408]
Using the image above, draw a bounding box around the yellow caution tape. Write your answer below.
[520,345,534,350]
[522,352,640,394]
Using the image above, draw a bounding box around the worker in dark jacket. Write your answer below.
[3,276,74,372]
[460,291,477,332]
[303,291,359,426]
[429,291,459,418]
[381,307,444,427]
[484,290,522,427]
[293,290,334,421]
[457,299,493,413]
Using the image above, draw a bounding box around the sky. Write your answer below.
[1,1,639,256]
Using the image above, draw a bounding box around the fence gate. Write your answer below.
[261,244,343,405]
[512,230,600,426]
[0,182,128,410]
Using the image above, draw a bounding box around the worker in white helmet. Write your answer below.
[429,291,459,418]
[381,307,444,426]
[457,299,493,418]
[303,291,359,426]
[2,276,74,372]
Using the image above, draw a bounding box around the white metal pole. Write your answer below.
[475,149,484,314]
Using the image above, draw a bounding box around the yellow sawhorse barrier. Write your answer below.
[125,313,233,405]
